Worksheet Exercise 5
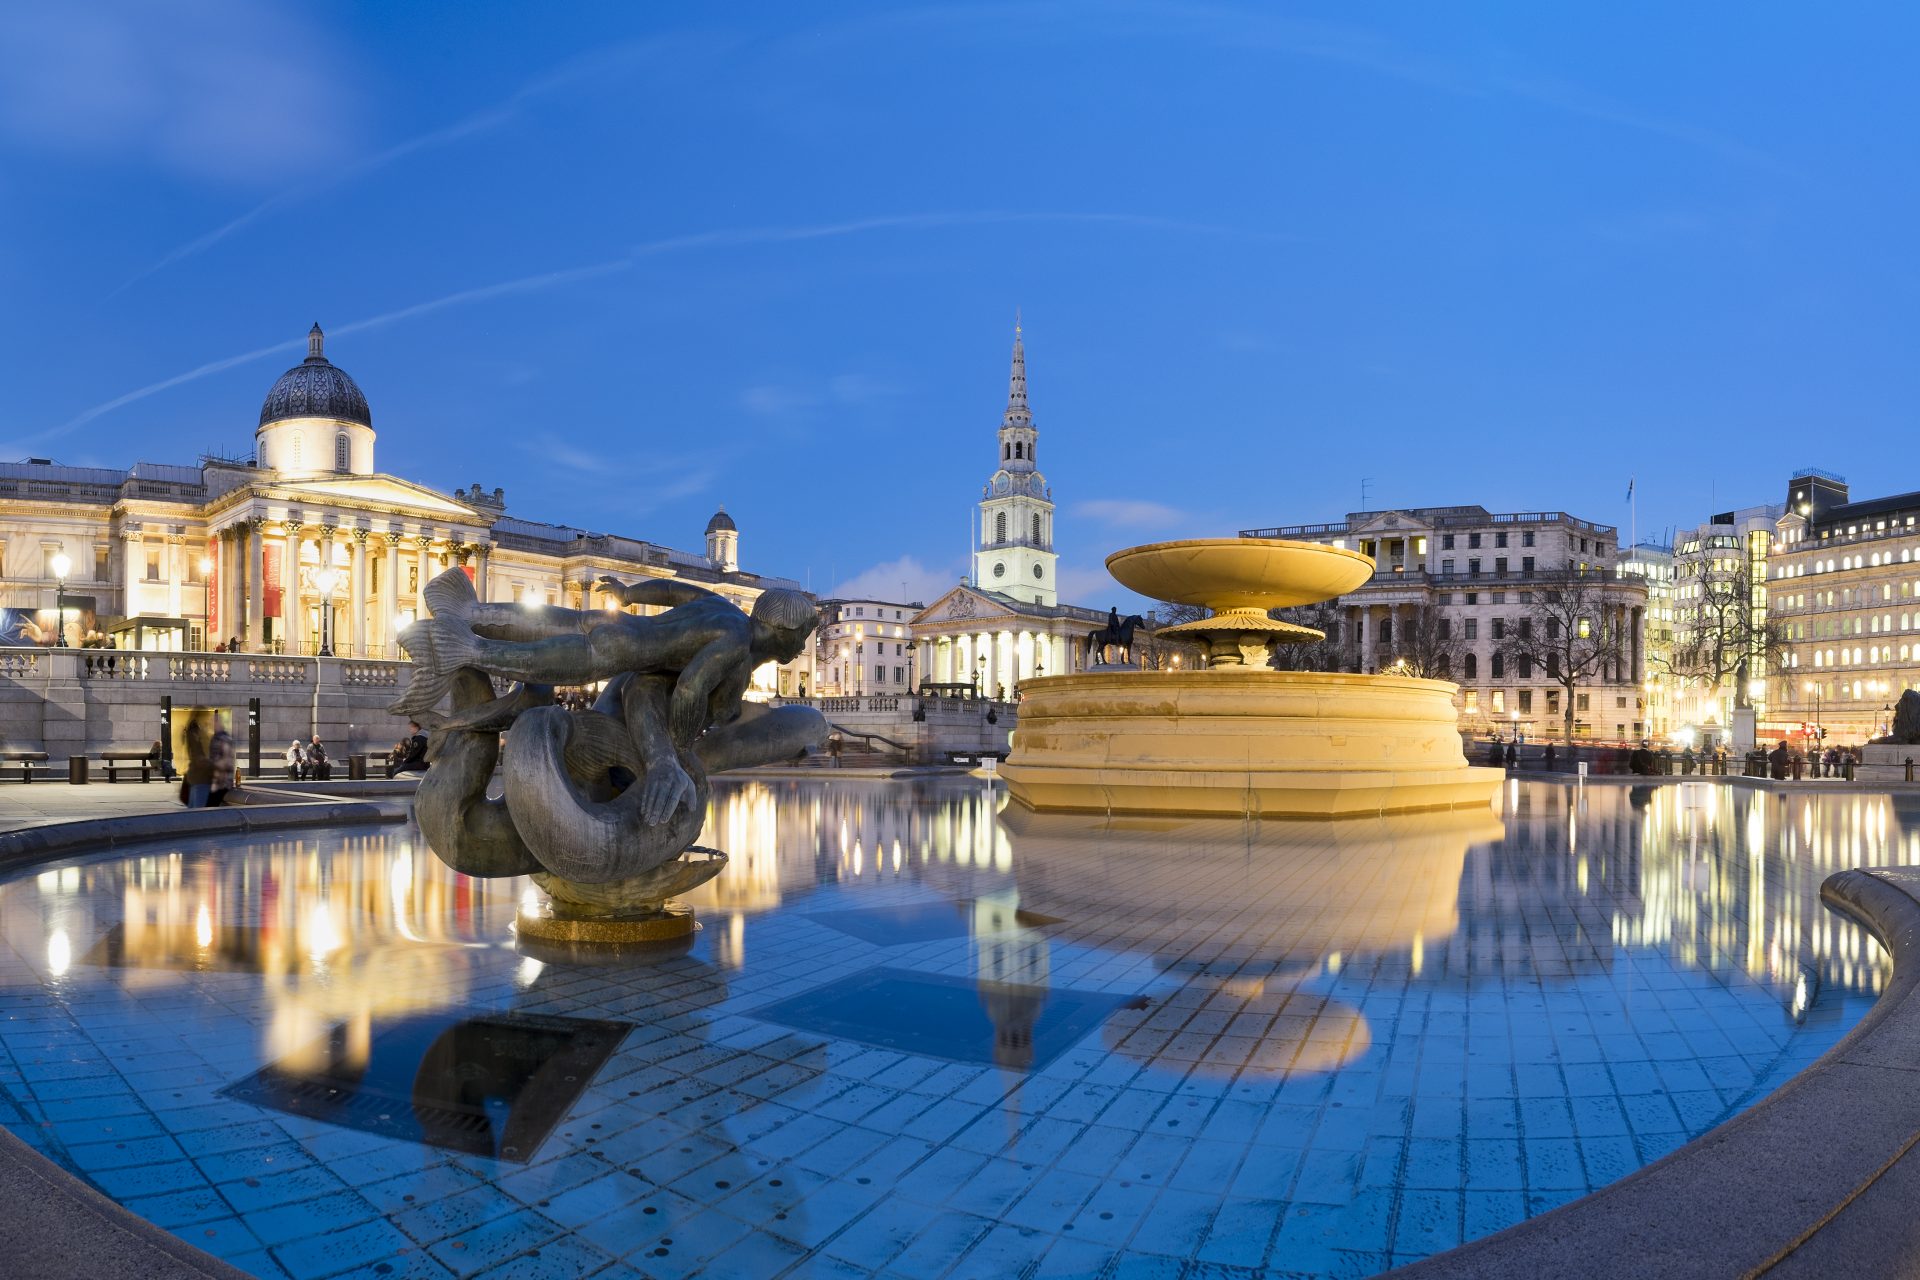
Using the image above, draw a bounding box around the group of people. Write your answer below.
[211,636,244,653]
[1765,740,1862,781]
[283,735,332,781]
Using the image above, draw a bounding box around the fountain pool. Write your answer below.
[0,777,1893,1279]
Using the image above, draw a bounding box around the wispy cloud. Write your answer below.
[40,209,1259,446]
[1075,498,1186,529]
[110,34,714,296]
[833,556,957,606]
[0,2,359,182]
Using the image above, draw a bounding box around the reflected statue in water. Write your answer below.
[391,568,827,941]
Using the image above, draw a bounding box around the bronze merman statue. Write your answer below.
[391,568,827,940]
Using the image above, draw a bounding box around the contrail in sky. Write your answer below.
[40,209,1272,448]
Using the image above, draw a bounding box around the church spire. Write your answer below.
[1002,312,1030,428]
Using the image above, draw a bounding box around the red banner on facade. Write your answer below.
[461,564,475,582]
[263,545,283,619]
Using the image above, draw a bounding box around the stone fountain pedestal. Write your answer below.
[1000,537,1501,818]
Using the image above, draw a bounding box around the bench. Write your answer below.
[0,750,48,783]
[944,751,1008,766]
[100,751,157,783]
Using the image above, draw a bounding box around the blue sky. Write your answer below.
[1,3,1916,608]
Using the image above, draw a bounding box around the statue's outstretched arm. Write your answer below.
[670,639,738,744]
[620,675,696,825]
[597,576,718,610]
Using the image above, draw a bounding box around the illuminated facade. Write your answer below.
[1620,542,1675,740]
[1769,467,1920,742]
[1663,505,1781,743]
[813,598,920,697]
[1246,506,1650,740]
[0,326,805,693]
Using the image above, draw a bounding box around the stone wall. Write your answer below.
[798,692,1016,762]
[0,650,417,761]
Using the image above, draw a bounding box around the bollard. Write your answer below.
[67,756,87,785]
[1908,757,1915,783]
[348,754,367,781]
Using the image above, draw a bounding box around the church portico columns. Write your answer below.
[383,531,402,656]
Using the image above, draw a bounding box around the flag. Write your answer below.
[1625,478,1635,502]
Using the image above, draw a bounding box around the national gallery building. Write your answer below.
[0,325,806,692]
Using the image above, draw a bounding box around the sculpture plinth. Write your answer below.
[1001,537,1500,818]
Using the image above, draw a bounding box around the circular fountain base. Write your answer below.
[1000,670,1502,818]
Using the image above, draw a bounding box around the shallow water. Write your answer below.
[0,778,1895,1279]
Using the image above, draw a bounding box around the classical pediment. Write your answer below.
[1352,510,1427,536]
[213,472,487,524]
[912,585,1016,626]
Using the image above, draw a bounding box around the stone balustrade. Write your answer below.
[0,648,418,760]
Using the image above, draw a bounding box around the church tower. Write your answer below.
[974,317,1057,605]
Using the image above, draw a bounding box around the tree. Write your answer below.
[1268,600,1347,672]
[1659,553,1783,713]
[1497,574,1634,743]
[1376,603,1461,680]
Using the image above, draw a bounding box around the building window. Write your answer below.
[186,555,205,585]
[291,435,303,471]
[1519,656,1533,679]
[1491,619,1505,640]
[1464,619,1478,640]
[93,546,109,581]
[1465,592,1478,605]
[1442,534,1456,550]
[1469,559,1481,577]
[335,433,351,471]
[144,548,162,581]
[1495,532,1508,548]
[1523,556,1535,574]
[1032,513,1042,544]
[1523,531,1535,547]
[1491,654,1504,678]
[1577,693,1590,711]
[1519,689,1533,713]
[1495,557,1507,576]
[995,512,1007,543]
[1468,533,1482,549]
[1492,690,1505,713]
[1442,559,1454,574]
[1464,690,1479,713]
[1464,653,1478,679]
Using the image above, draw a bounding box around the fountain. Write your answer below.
[1000,536,1502,817]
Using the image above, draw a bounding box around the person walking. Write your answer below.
[182,713,214,808]
[208,723,236,806]
[1503,741,1518,769]
[1544,742,1558,772]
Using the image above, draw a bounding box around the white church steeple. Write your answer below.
[975,315,1057,605]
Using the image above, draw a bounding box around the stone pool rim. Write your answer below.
[0,802,403,1280]
[1389,863,1920,1279]
[0,798,1913,1280]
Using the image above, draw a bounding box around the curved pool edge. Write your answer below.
[0,801,407,1280]
[1387,864,1920,1280]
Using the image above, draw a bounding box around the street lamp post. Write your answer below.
[313,567,340,657]
[50,552,70,647]
[975,654,985,699]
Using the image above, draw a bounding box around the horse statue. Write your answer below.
[1084,608,1148,667]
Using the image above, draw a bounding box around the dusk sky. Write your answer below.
[2,3,1916,608]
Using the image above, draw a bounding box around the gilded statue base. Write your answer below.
[516,900,698,945]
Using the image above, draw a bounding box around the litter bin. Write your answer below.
[348,754,367,781]
[67,756,87,785]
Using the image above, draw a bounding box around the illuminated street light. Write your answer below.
[49,552,70,647]
[313,566,341,657]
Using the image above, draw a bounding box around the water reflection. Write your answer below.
[0,779,1902,1279]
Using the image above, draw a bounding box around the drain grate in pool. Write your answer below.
[221,1010,629,1163]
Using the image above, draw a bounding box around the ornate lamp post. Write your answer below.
[313,566,340,657]
[50,552,70,647]
[975,653,985,698]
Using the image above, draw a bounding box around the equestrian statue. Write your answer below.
[1084,606,1148,667]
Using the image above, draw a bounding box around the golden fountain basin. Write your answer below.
[1106,537,1373,611]
[1000,669,1503,818]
